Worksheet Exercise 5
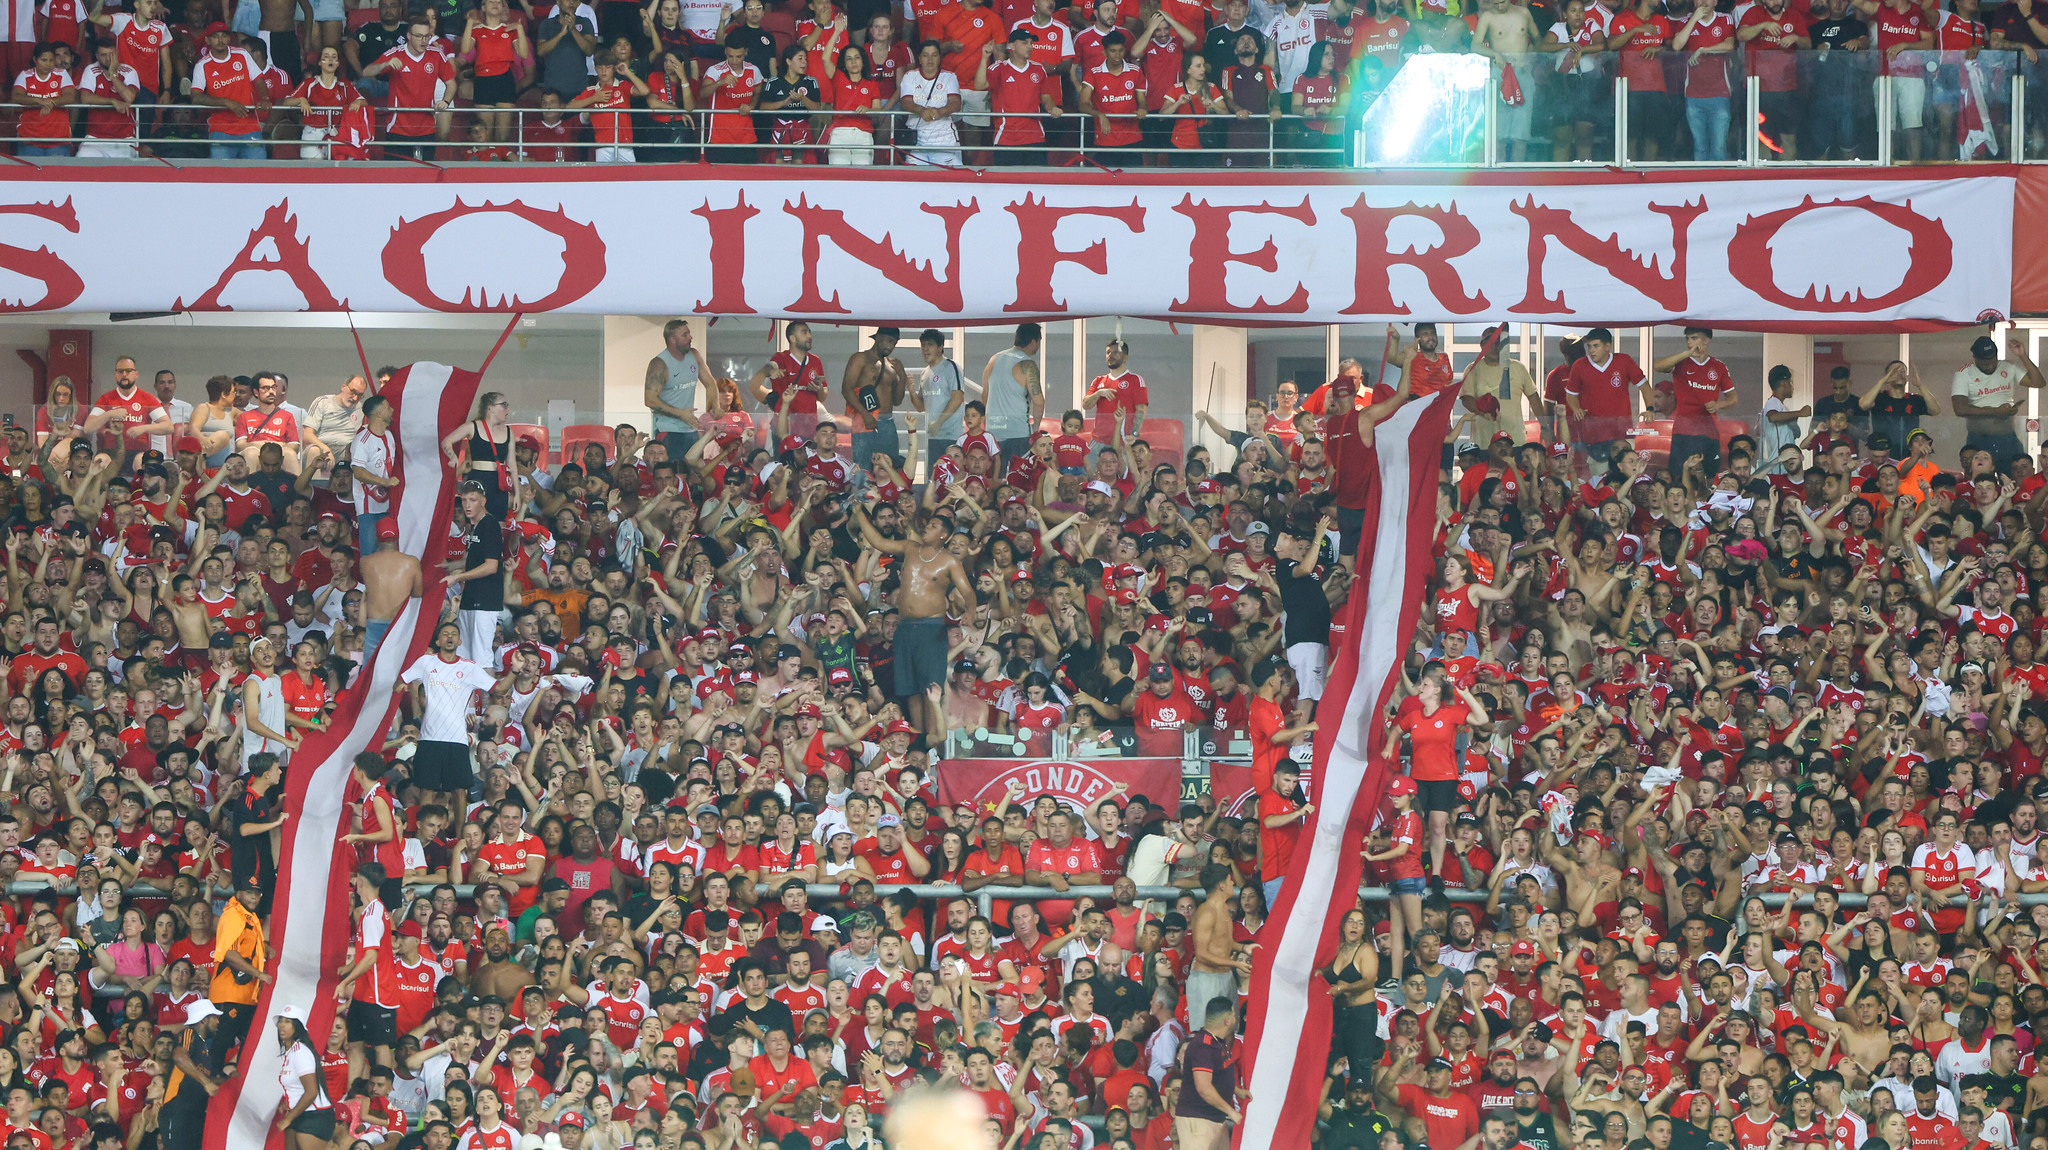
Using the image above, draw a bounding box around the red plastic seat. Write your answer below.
[508,422,549,460]
[559,424,615,468]
[1133,417,1184,470]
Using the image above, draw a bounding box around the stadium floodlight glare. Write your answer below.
[1361,54,1490,165]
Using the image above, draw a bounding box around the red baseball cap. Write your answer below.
[1387,776,1417,797]
[376,519,399,542]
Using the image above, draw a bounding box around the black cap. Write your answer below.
[541,876,572,893]
[1008,26,1035,39]
[1973,335,2000,358]
[237,875,263,893]
[210,633,234,649]
[1149,663,1174,680]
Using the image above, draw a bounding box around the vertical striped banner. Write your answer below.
[205,363,481,1150]
[1237,389,1458,1150]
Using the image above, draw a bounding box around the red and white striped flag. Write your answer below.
[205,362,481,1150]
[1238,388,1459,1150]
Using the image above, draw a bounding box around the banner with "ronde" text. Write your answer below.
[0,166,2012,327]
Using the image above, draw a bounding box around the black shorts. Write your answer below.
[893,616,948,696]
[1415,777,1461,815]
[1628,89,1671,137]
[472,70,517,104]
[1758,89,1800,136]
[288,1107,338,1139]
[346,999,399,1047]
[411,739,473,793]
[1334,505,1367,565]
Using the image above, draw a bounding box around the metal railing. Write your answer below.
[9,46,2042,167]
[0,104,1349,168]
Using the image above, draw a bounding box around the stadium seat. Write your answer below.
[1135,418,1184,469]
[558,424,615,467]
[508,422,548,460]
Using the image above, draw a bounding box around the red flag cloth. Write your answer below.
[1500,61,1525,106]
[333,101,374,161]
[202,362,481,1150]
[1236,389,1460,1150]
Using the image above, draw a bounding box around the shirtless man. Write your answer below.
[256,0,316,88]
[850,497,973,741]
[1541,828,1623,923]
[842,327,909,474]
[1795,969,1890,1079]
[1472,0,1539,160]
[1189,862,1252,1026]
[361,518,423,663]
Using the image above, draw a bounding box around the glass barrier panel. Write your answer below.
[2023,51,2048,160]
[1888,48,2018,162]
[1356,52,1491,164]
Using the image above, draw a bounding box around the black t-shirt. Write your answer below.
[761,74,822,123]
[729,25,779,77]
[1201,21,1266,78]
[226,788,278,881]
[706,994,795,1040]
[461,514,505,612]
[1867,390,1930,421]
[1276,557,1331,646]
[1809,14,1868,47]
[351,19,405,74]
[249,468,295,523]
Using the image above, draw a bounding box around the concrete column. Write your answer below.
[1191,325,1249,461]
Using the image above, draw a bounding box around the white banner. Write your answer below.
[0,166,2011,325]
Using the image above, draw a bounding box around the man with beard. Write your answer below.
[1471,1049,1521,1111]
[1318,1073,1393,1150]
[469,924,536,1002]
[159,1000,227,1150]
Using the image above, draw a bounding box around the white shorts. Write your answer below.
[1286,641,1329,701]
[594,145,636,162]
[957,87,990,127]
[299,124,332,160]
[458,608,498,666]
[75,139,137,158]
[826,124,874,165]
[1879,74,1926,129]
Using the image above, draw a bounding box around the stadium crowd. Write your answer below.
[0,0,2032,161]
[0,314,2046,1150]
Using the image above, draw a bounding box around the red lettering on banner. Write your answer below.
[786,195,979,314]
[1169,195,1315,314]
[174,199,337,312]
[1726,195,1953,311]
[0,200,81,314]
[1340,198,1488,316]
[381,199,605,312]
[1509,196,1705,314]
[692,193,758,315]
[1004,195,1147,313]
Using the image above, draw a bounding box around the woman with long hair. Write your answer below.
[35,378,81,448]
[822,41,883,165]
[276,1008,340,1150]
[440,391,520,522]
